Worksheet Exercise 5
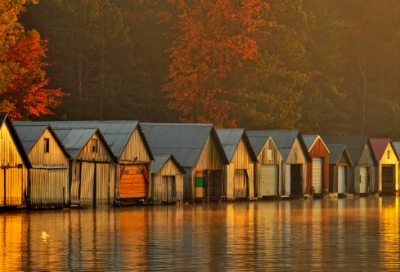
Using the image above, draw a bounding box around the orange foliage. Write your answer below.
[1,32,65,120]
[162,0,268,128]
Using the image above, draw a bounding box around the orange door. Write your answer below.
[120,164,148,199]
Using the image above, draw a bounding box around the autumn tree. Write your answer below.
[162,0,268,127]
[0,0,64,119]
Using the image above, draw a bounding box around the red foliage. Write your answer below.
[2,32,65,120]
[162,0,268,128]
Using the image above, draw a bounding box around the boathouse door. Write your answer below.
[234,170,248,198]
[382,165,394,193]
[165,176,176,202]
[338,166,346,194]
[360,167,368,194]
[312,158,323,194]
[120,164,148,199]
[260,165,278,196]
[290,164,302,195]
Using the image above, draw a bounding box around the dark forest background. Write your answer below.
[19,0,400,137]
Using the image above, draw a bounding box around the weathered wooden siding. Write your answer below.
[75,133,113,162]
[195,134,224,170]
[307,139,330,195]
[224,139,255,200]
[376,144,399,193]
[283,139,308,195]
[28,129,68,166]
[152,159,184,203]
[30,169,68,208]
[69,132,115,207]
[352,146,377,194]
[0,122,27,207]
[119,129,152,163]
[183,167,194,201]
[254,138,282,197]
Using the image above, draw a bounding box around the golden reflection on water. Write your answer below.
[380,197,399,270]
[0,198,399,270]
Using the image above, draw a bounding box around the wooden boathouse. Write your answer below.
[302,135,330,196]
[14,123,70,208]
[141,123,229,202]
[247,133,282,197]
[45,121,154,203]
[0,113,31,207]
[248,131,310,196]
[216,129,257,200]
[326,144,353,196]
[52,128,117,207]
[322,136,377,195]
[151,155,185,203]
[369,138,399,195]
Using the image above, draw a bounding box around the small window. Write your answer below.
[44,138,49,153]
[92,139,98,153]
[388,150,390,160]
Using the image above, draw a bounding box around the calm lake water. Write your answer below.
[0,197,399,271]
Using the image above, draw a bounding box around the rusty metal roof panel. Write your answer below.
[369,138,391,161]
[141,123,228,167]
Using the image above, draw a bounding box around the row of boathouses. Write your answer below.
[1,112,400,209]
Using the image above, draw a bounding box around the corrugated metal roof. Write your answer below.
[13,123,47,153]
[30,121,153,159]
[52,128,98,158]
[303,135,318,150]
[151,154,186,174]
[247,130,310,162]
[141,123,229,168]
[392,142,400,162]
[247,135,271,157]
[0,113,31,168]
[321,135,369,164]
[369,138,391,161]
[326,144,345,164]
[216,129,257,161]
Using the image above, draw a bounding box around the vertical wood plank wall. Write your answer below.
[0,122,27,207]
[352,145,377,194]
[183,134,225,201]
[307,139,330,195]
[225,139,255,200]
[151,159,184,203]
[284,139,308,195]
[254,138,282,197]
[27,128,70,208]
[69,132,115,207]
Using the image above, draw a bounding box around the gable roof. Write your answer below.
[216,129,257,162]
[31,121,153,160]
[0,113,31,168]
[13,122,70,158]
[247,135,273,157]
[321,135,369,164]
[247,130,311,162]
[141,123,229,168]
[392,142,400,162]
[302,135,330,153]
[151,154,186,174]
[52,128,116,161]
[369,138,400,161]
[326,144,352,165]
